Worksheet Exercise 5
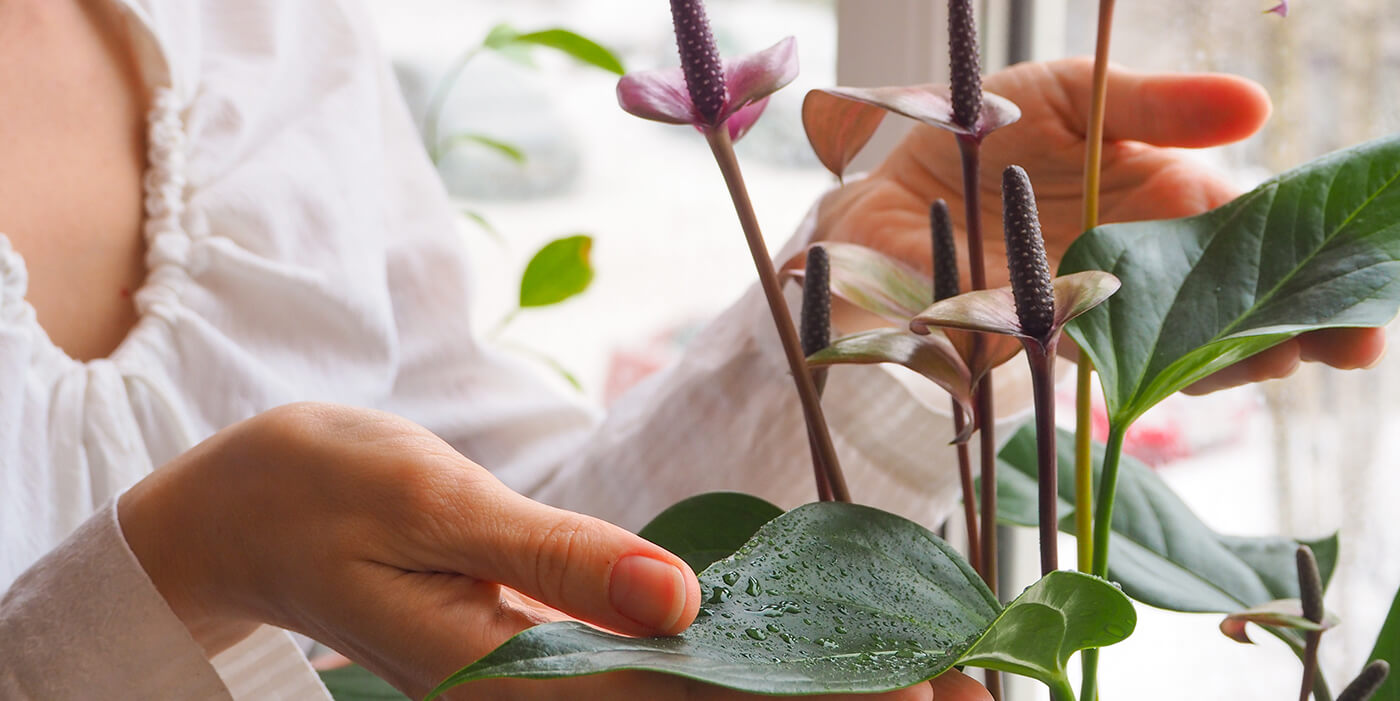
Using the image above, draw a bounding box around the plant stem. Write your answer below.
[703,127,850,502]
[1050,678,1078,701]
[1080,421,1126,701]
[956,131,1000,701]
[1075,0,1116,576]
[952,403,982,575]
[424,46,484,163]
[1301,631,1321,701]
[808,368,835,501]
[1074,362,1094,571]
[1076,5,1115,698]
[1026,342,1060,575]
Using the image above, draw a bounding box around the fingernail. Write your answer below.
[609,555,688,632]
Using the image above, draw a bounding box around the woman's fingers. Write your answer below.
[929,670,992,700]
[433,485,701,638]
[1298,327,1387,369]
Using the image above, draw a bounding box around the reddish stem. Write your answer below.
[951,404,982,575]
[704,127,850,502]
[1025,340,1060,575]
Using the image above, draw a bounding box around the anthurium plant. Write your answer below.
[428,1,1400,700]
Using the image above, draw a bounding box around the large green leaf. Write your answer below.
[1060,135,1400,425]
[519,235,594,308]
[996,424,1339,618]
[638,492,783,572]
[319,664,408,701]
[428,503,1133,698]
[1366,584,1400,701]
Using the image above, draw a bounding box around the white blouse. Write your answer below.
[0,0,1017,697]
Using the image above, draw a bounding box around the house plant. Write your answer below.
[425,1,1400,700]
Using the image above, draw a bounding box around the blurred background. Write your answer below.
[361,1,1399,698]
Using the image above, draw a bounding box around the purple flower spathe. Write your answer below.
[616,37,798,141]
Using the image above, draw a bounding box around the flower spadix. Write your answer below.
[799,0,1020,179]
[910,168,1120,350]
[783,241,1018,443]
[616,0,798,141]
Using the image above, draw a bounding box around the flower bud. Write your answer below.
[930,199,960,302]
[1337,661,1390,701]
[1296,545,1325,624]
[947,0,983,130]
[801,246,832,358]
[670,0,728,124]
[1001,166,1054,339]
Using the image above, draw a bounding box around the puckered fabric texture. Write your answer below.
[0,0,1016,698]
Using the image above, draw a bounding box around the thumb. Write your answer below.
[460,491,702,637]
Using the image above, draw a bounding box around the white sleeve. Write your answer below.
[361,12,1032,533]
[0,501,232,701]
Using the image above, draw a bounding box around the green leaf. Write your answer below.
[1366,584,1400,700]
[481,24,625,75]
[512,30,625,75]
[962,571,1136,701]
[319,664,409,701]
[638,492,783,572]
[439,132,527,164]
[428,503,1133,698]
[519,235,595,308]
[1060,135,1400,426]
[996,424,1339,618]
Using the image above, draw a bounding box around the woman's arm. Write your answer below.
[3,403,983,701]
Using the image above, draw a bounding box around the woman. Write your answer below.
[0,0,1382,698]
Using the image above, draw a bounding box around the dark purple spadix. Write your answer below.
[801,246,832,358]
[947,0,983,130]
[1296,545,1325,623]
[1002,166,1054,340]
[930,199,960,302]
[670,0,727,124]
[1337,661,1390,701]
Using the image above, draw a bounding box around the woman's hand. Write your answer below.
[118,403,987,700]
[815,58,1385,391]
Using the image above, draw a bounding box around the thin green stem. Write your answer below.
[424,46,484,163]
[1027,341,1060,575]
[1050,677,1078,701]
[1080,422,1125,701]
[1075,0,1116,576]
[704,127,850,502]
[1074,361,1094,572]
[490,307,521,338]
[1090,423,1125,578]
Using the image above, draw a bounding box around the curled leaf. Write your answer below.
[807,329,975,441]
[781,242,931,325]
[802,85,1020,177]
[911,271,1121,345]
[1219,599,1340,645]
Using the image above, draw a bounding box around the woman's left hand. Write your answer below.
[813,58,1385,392]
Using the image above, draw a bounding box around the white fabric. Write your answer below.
[0,0,1029,698]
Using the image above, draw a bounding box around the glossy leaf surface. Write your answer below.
[519,235,594,308]
[996,424,1339,617]
[429,503,1133,698]
[1060,135,1400,425]
[638,492,783,572]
